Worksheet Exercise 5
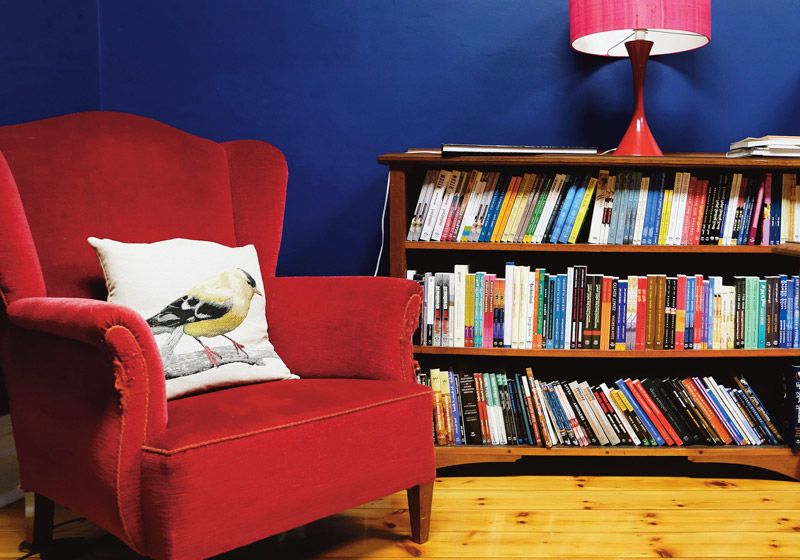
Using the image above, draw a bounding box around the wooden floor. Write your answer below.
[3,470,800,559]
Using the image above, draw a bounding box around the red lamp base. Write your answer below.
[614,39,663,157]
[616,112,663,156]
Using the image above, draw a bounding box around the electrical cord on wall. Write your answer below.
[374,173,391,276]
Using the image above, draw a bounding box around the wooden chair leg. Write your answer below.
[406,481,433,544]
[20,492,54,553]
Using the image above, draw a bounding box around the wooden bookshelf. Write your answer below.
[379,151,800,479]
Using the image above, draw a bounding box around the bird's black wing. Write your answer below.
[146,295,233,332]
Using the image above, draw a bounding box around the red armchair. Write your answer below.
[0,112,434,559]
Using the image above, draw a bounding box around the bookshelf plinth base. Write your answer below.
[688,448,800,481]
[435,446,800,480]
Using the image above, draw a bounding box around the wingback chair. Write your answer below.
[0,111,435,560]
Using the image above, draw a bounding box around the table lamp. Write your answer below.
[569,0,711,156]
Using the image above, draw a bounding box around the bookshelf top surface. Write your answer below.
[378,152,800,168]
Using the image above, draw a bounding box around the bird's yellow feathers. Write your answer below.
[181,269,261,339]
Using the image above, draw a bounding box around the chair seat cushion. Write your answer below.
[139,378,435,560]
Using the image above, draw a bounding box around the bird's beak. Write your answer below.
[254,288,263,297]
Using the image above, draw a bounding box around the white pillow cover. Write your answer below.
[88,237,297,399]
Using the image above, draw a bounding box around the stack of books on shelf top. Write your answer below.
[727,136,800,158]
[417,367,782,448]
[408,168,800,245]
[408,264,800,351]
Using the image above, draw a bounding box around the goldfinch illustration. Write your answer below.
[146,268,262,367]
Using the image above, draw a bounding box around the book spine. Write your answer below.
[615,379,666,445]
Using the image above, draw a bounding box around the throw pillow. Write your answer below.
[88,237,297,399]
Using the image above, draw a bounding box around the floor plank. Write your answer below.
[3,474,800,559]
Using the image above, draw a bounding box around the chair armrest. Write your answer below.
[3,297,168,552]
[263,276,422,382]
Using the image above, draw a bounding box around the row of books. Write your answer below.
[410,264,800,350]
[407,167,800,246]
[418,367,783,448]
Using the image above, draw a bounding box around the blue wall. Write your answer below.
[4,1,800,276]
[0,2,99,124]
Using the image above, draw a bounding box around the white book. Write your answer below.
[680,172,693,244]
[626,276,638,349]
[666,172,684,245]
[554,384,587,445]
[511,265,521,349]
[724,286,735,349]
[600,383,641,445]
[453,265,468,347]
[705,377,754,445]
[534,173,566,243]
[580,381,620,445]
[565,267,574,349]
[715,376,757,443]
[673,172,691,245]
[730,135,800,150]
[412,171,438,241]
[525,270,536,349]
[407,170,435,241]
[518,266,531,349]
[587,169,609,244]
[568,381,608,445]
[431,170,461,241]
[419,170,450,241]
[469,172,498,242]
[504,262,515,348]
[446,272,455,346]
[633,176,650,245]
[456,171,485,241]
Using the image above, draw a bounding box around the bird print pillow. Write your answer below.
[88,237,298,399]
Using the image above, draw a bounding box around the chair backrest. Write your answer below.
[0,111,287,307]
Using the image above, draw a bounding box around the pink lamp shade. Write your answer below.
[570,0,711,56]
[569,0,710,156]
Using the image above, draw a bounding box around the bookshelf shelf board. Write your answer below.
[413,346,800,358]
[379,152,800,169]
[406,242,776,253]
[434,445,800,478]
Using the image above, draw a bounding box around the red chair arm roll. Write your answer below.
[2,297,168,552]
[5,296,168,435]
[263,276,423,382]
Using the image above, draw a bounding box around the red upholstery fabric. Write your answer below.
[141,379,433,560]
[0,112,434,560]
[265,276,423,381]
[222,140,288,277]
[0,151,45,310]
[0,112,238,299]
